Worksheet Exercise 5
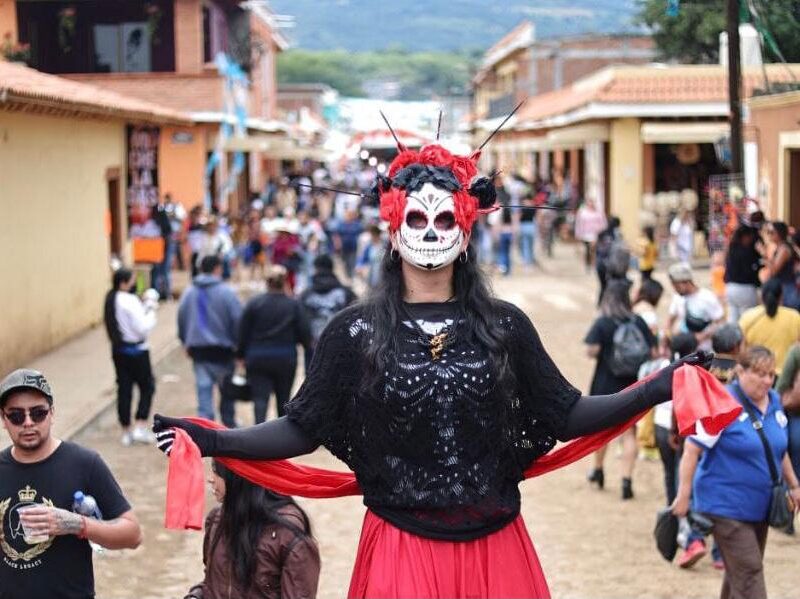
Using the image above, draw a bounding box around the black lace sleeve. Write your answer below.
[501,302,582,447]
[283,306,364,466]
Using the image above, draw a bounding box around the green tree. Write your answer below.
[277,49,476,99]
[635,0,800,64]
[276,50,366,96]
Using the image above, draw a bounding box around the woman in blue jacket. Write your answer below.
[673,346,800,599]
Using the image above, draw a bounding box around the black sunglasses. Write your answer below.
[3,406,51,426]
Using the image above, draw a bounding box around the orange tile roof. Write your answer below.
[64,71,224,114]
[0,61,190,124]
[516,64,800,127]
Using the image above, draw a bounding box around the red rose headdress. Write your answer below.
[376,101,530,232]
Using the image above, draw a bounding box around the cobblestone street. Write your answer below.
[75,246,800,599]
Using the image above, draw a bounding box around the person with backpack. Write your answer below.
[184,460,320,599]
[585,280,657,499]
[301,254,357,365]
[178,255,242,422]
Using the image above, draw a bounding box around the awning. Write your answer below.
[490,126,607,153]
[547,123,609,145]
[191,111,289,133]
[219,135,330,161]
[640,122,729,144]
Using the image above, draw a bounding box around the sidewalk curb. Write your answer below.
[64,337,181,441]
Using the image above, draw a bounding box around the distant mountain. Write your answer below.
[267,0,642,52]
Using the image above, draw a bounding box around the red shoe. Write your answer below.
[677,540,707,569]
[712,558,725,571]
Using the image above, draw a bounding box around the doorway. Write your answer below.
[106,169,123,257]
[788,149,800,229]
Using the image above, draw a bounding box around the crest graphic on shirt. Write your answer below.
[776,410,789,428]
[1,485,55,563]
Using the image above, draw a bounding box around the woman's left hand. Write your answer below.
[790,487,800,511]
[645,351,714,404]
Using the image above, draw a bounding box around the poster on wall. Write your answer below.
[127,126,164,263]
[127,125,159,236]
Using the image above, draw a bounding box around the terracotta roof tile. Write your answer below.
[63,71,223,114]
[516,64,800,127]
[0,61,189,124]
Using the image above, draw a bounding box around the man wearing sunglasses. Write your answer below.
[0,368,142,599]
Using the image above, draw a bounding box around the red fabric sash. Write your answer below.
[165,364,740,530]
[164,429,205,530]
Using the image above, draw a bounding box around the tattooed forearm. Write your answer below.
[53,508,83,535]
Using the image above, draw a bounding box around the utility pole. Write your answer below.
[726,0,743,174]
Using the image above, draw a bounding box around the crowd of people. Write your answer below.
[583,211,800,599]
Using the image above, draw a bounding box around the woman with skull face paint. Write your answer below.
[154,144,711,598]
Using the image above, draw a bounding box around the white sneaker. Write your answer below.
[121,432,133,447]
[131,426,156,444]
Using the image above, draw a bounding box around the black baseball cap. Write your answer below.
[0,369,54,408]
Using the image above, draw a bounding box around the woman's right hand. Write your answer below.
[152,414,217,457]
[670,493,690,518]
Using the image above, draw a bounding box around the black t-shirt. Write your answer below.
[0,442,131,599]
[584,315,656,395]
[285,301,582,541]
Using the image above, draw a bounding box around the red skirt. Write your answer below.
[347,511,550,599]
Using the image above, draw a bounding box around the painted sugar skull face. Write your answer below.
[396,182,464,270]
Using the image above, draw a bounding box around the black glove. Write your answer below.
[643,350,714,405]
[152,414,218,457]
[562,350,714,440]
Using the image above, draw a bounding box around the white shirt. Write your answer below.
[670,217,694,252]
[668,287,724,350]
[115,292,156,348]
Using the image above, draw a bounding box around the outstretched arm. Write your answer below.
[153,415,319,460]
[560,351,712,440]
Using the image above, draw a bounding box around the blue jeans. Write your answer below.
[151,239,174,299]
[192,359,234,421]
[519,221,537,265]
[497,232,513,275]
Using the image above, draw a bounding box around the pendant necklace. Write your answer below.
[400,298,459,361]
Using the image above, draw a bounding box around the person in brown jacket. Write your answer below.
[184,460,320,599]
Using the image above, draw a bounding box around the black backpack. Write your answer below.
[609,317,650,377]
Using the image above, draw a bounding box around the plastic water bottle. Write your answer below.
[72,491,103,520]
[72,491,104,554]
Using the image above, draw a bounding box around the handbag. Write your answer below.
[222,373,252,403]
[684,311,711,333]
[731,385,795,529]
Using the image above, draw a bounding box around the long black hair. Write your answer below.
[360,242,512,394]
[212,460,312,591]
[762,277,783,318]
[103,268,133,347]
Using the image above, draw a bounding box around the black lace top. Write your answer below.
[284,300,581,541]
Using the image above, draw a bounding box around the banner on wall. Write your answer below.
[127,125,164,263]
[127,125,159,235]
